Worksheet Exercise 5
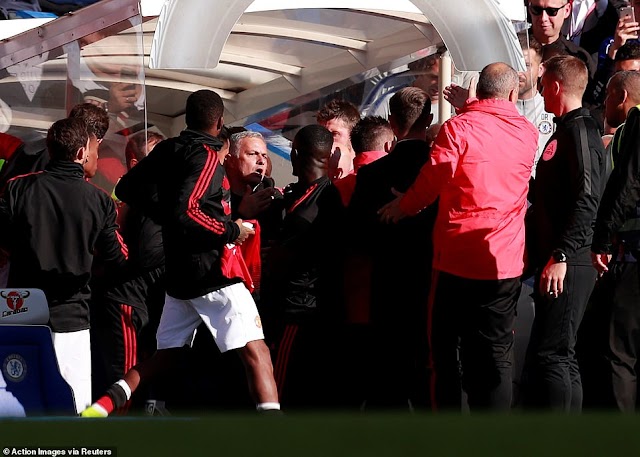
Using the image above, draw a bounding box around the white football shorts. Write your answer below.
[156,282,265,353]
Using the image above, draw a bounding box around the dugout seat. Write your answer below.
[0,288,76,415]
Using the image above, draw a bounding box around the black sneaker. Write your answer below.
[144,399,171,416]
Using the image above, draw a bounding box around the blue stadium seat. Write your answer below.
[0,289,75,416]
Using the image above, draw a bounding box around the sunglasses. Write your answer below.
[528,3,568,16]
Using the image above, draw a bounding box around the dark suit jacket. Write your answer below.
[348,138,437,327]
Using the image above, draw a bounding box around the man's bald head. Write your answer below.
[476,62,519,100]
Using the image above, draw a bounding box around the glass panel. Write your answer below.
[244,47,450,186]
[0,11,146,197]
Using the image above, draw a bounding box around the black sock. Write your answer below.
[106,383,128,410]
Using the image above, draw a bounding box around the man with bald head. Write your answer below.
[591,70,640,411]
[379,62,538,411]
[525,55,607,412]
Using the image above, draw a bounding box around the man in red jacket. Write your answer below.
[379,62,538,411]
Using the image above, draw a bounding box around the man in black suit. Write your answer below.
[348,86,436,410]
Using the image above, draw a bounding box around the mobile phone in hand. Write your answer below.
[621,5,636,23]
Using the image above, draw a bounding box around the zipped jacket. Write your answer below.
[593,106,640,253]
[400,98,538,280]
[532,108,607,266]
[0,160,127,332]
[115,129,241,300]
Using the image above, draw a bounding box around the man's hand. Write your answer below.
[443,84,469,109]
[237,186,278,219]
[443,76,477,110]
[109,81,141,113]
[591,252,612,276]
[234,219,256,245]
[539,257,567,298]
[609,16,640,59]
[377,188,407,224]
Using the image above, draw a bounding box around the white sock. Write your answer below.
[116,379,132,401]
[256,402,280,411]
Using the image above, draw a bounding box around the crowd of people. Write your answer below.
[2,0,640,416]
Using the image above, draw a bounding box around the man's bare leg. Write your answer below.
[80,347,185,417]
[236,340,280,410]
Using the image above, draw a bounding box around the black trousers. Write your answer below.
[270,320,343,410]
[513,276,536,407]
[91,300,148,399]
[604,260,640,412]
[429,271,520,412]
[524,264,596,412]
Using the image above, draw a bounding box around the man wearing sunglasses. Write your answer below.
[529,0,597,78]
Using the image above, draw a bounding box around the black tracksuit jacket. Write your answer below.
[101,202,165,310]
[115,129,241,300]
[0,160,127,332]
[593,106,640,253]
[261,176,345,323]
[530,108,607,267]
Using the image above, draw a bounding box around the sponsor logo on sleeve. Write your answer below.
[542,140,558,161]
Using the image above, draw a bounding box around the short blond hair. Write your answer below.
[542,55,588,98]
